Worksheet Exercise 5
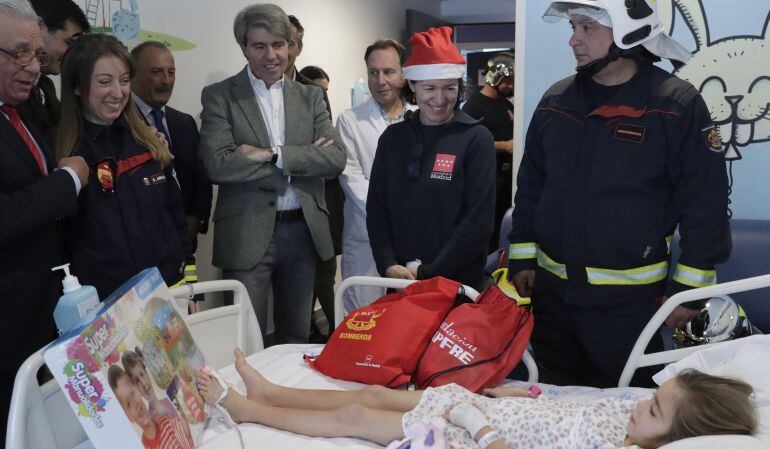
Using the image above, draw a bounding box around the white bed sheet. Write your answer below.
[197,340,769,449]
[196,344,654,449]
[197,344,380,449]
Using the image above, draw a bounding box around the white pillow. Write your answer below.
[652,335,770,446]
[659,435,764,449]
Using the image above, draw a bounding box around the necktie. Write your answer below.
[150,108,171,148]
[1,104,46,174]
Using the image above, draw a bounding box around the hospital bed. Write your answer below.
[8,275,770,449]
[198,274,770,449]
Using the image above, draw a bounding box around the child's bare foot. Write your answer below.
[197,371,226,406]
[220,388,259,424]
[233,348,274,403]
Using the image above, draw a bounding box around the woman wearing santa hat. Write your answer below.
[366,26,496,291]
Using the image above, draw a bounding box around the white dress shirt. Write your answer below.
[247,67,300,211]
[132,93,172,142]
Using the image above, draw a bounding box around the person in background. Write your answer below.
[507,1,730,387]
[285,14,342,342]
[199,4,345,344]
[337,38,414,312]
[367,26,495,292]
[0,0,88,440]
[57,34,192,302]
[462,51,515,251]
[19,0,89,149]
[130,41,213,313]
[285,14,331,115]
[299,65,329,92]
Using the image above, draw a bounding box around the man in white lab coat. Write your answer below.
[337,39,415,311]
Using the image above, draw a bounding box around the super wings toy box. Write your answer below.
[43,267,208,449]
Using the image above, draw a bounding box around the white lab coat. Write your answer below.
[336,97,415,311]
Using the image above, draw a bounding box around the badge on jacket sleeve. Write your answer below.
[701,123,724,153]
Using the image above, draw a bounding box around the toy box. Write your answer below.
[43,268,207,449]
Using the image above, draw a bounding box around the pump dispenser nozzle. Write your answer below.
[52,263,82,293]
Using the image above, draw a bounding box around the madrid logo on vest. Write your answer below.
[431,153,456,181]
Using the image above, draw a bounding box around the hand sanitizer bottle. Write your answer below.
[351,76,370,108]
[51,264,101,335]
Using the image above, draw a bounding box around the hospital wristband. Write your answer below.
[477,430,501,448]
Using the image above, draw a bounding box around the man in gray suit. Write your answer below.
[199,3,346,344]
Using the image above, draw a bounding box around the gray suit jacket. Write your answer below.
[200,67,346,270]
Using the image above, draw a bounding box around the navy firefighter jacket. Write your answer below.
[64,117,191,298]
[508,64,731,306]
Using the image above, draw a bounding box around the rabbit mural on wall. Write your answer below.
[661,0,770,161]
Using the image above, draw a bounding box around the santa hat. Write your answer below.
[403,26,466,81]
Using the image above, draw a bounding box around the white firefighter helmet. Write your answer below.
[673,295,757,347]
[484,52,515,87]
[543,0,691,62]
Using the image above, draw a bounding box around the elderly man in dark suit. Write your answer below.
[130,41,213,312]
[200,3,346,344]
[0,0,88,440]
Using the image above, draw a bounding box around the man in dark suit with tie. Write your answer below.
[18,0,89,149]
[0,0,88,440]
[286,14,344,342]
[130,41,213,312]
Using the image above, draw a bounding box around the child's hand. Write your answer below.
[483,386,531,398]
[445,402,489,437]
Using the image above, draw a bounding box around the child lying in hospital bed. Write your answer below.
[196,349,757,449]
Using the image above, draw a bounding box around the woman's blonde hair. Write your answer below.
[56,34,171,167]
[640,369,757,448]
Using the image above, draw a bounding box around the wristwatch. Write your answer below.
[270,146,280,164]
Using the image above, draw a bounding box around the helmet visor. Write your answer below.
[543,2,612,28]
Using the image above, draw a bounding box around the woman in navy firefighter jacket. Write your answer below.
[366,27,495,291]
[56,34,190,298]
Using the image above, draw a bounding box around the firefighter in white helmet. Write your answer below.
[507,0,730,387]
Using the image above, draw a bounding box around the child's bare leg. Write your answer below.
[200,377,405,446]
[233,348,420,412]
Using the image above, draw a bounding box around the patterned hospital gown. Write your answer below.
[402,384,639,449]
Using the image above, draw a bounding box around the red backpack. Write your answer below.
[306,277,460,387]
[412,285,533,392]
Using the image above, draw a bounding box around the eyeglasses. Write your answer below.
[0,48,50,67]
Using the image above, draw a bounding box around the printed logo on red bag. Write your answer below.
[430,153,456,181]
[430,321,478,365]
[338,309,387,341]
[354,354,381,368]
[345,310,386,332]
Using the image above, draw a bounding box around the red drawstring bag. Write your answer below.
[411,285,533,393]
[306,277,460,387]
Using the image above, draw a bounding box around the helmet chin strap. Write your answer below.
[575,43,624,78]
[575,43,654,79]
